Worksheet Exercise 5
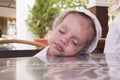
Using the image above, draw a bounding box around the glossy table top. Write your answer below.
[0,53,120,80]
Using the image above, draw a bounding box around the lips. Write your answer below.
[54,43,64,52]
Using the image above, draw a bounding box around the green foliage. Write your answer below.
[26,0,61,38]
[60,0,88,9]
[108,0,115,20]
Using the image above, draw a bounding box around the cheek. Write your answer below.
[48,31,60,44]
[65,46,82,55]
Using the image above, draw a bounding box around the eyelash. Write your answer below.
[72,39,79,46]
[59,29,65,34]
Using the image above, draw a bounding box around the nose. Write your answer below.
[60,35,69,45]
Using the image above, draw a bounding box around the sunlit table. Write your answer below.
[0,53,119,80]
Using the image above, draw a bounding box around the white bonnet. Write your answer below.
[53,8,102,54]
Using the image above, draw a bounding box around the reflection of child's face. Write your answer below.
[48,13,95,56]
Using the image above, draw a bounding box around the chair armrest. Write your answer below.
[0,39,46,50]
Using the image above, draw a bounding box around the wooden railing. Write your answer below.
[0,39,46,58]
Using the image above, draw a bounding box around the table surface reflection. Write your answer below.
[0,53,120,80]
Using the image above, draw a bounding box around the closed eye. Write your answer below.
[72,39,80,46]
[59,28,65,34]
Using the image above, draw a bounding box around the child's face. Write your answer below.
[48,13,95,56]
